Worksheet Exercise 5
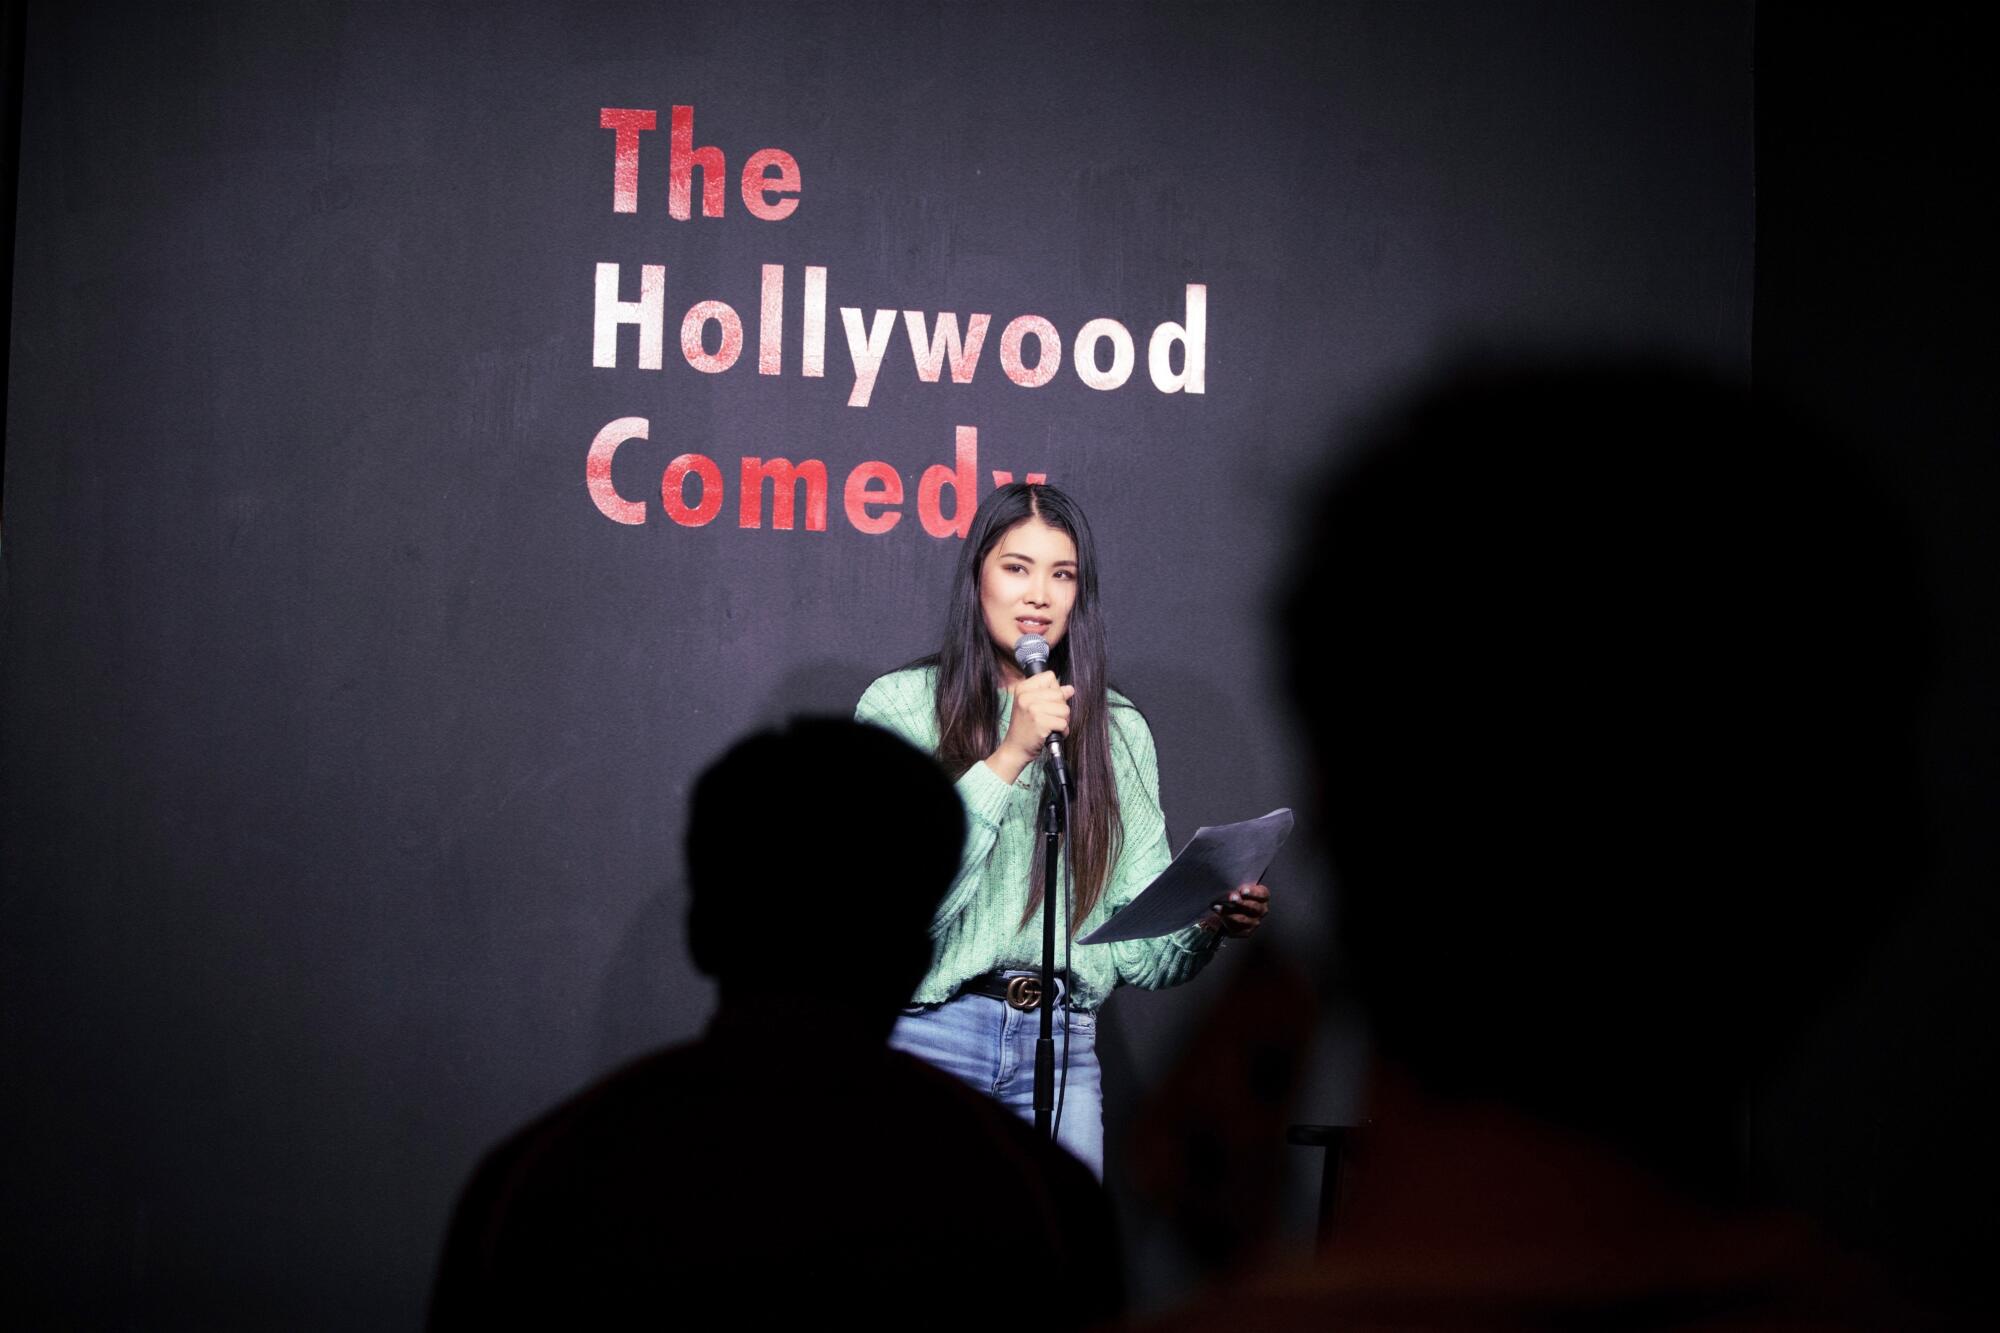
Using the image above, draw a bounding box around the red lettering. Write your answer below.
[599,109,657,214]
[999,315,1061,388]
[663,453,723,526]
[989,471,1048,488]
[759,264,783,375]
[844,461,904,535]
[904,311,991,384]
[918,426,979,539]
[669,105,726,220]
[740,457,828,531]
[680,300,743,374]
[740,148,801,221]
[1147,283,1207,394]
[1074,318,1135,390]
[587,416,650,524]
[803,266,827,378]
[593,263,666,369]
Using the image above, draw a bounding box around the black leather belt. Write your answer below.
[959,970,1067,1011]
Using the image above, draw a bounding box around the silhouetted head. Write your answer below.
[685,717,964,1026]
[1284,359,1927,1188]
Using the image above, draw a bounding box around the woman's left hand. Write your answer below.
[1200,882,1271,939]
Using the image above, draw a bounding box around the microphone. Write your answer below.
[1014,634,1071,801]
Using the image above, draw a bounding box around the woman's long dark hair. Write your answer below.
[932,482,1122,930]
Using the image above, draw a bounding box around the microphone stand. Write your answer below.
[1033,766,1064,1141]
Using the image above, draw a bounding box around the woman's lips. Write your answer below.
[1017,616,1052,633]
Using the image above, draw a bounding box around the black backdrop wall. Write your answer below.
[25,0,1963,1325]
[1750,5,1996,1303]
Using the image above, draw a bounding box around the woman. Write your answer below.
[855,482,1270,1176]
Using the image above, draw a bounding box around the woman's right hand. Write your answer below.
[987,671,1075,782]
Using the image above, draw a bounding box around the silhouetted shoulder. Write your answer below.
[431,1036,1120,1331]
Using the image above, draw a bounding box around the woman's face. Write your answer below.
[979,516,1080,676]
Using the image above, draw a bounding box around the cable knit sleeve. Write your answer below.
[855,669,1012,939]
[1101,700,1221,990]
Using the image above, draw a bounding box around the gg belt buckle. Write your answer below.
[1003,975,1043,1011]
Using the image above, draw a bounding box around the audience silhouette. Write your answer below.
[1151,360,1938,1329]
[430,718,1120,1330]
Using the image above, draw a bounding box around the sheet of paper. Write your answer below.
[1078,807,1294,944]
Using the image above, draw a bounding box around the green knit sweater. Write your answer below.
[855,666,1220,1012]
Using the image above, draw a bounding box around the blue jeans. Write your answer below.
[889,989,1104,1178]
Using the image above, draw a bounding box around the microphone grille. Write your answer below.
[1013,633,1052,673]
